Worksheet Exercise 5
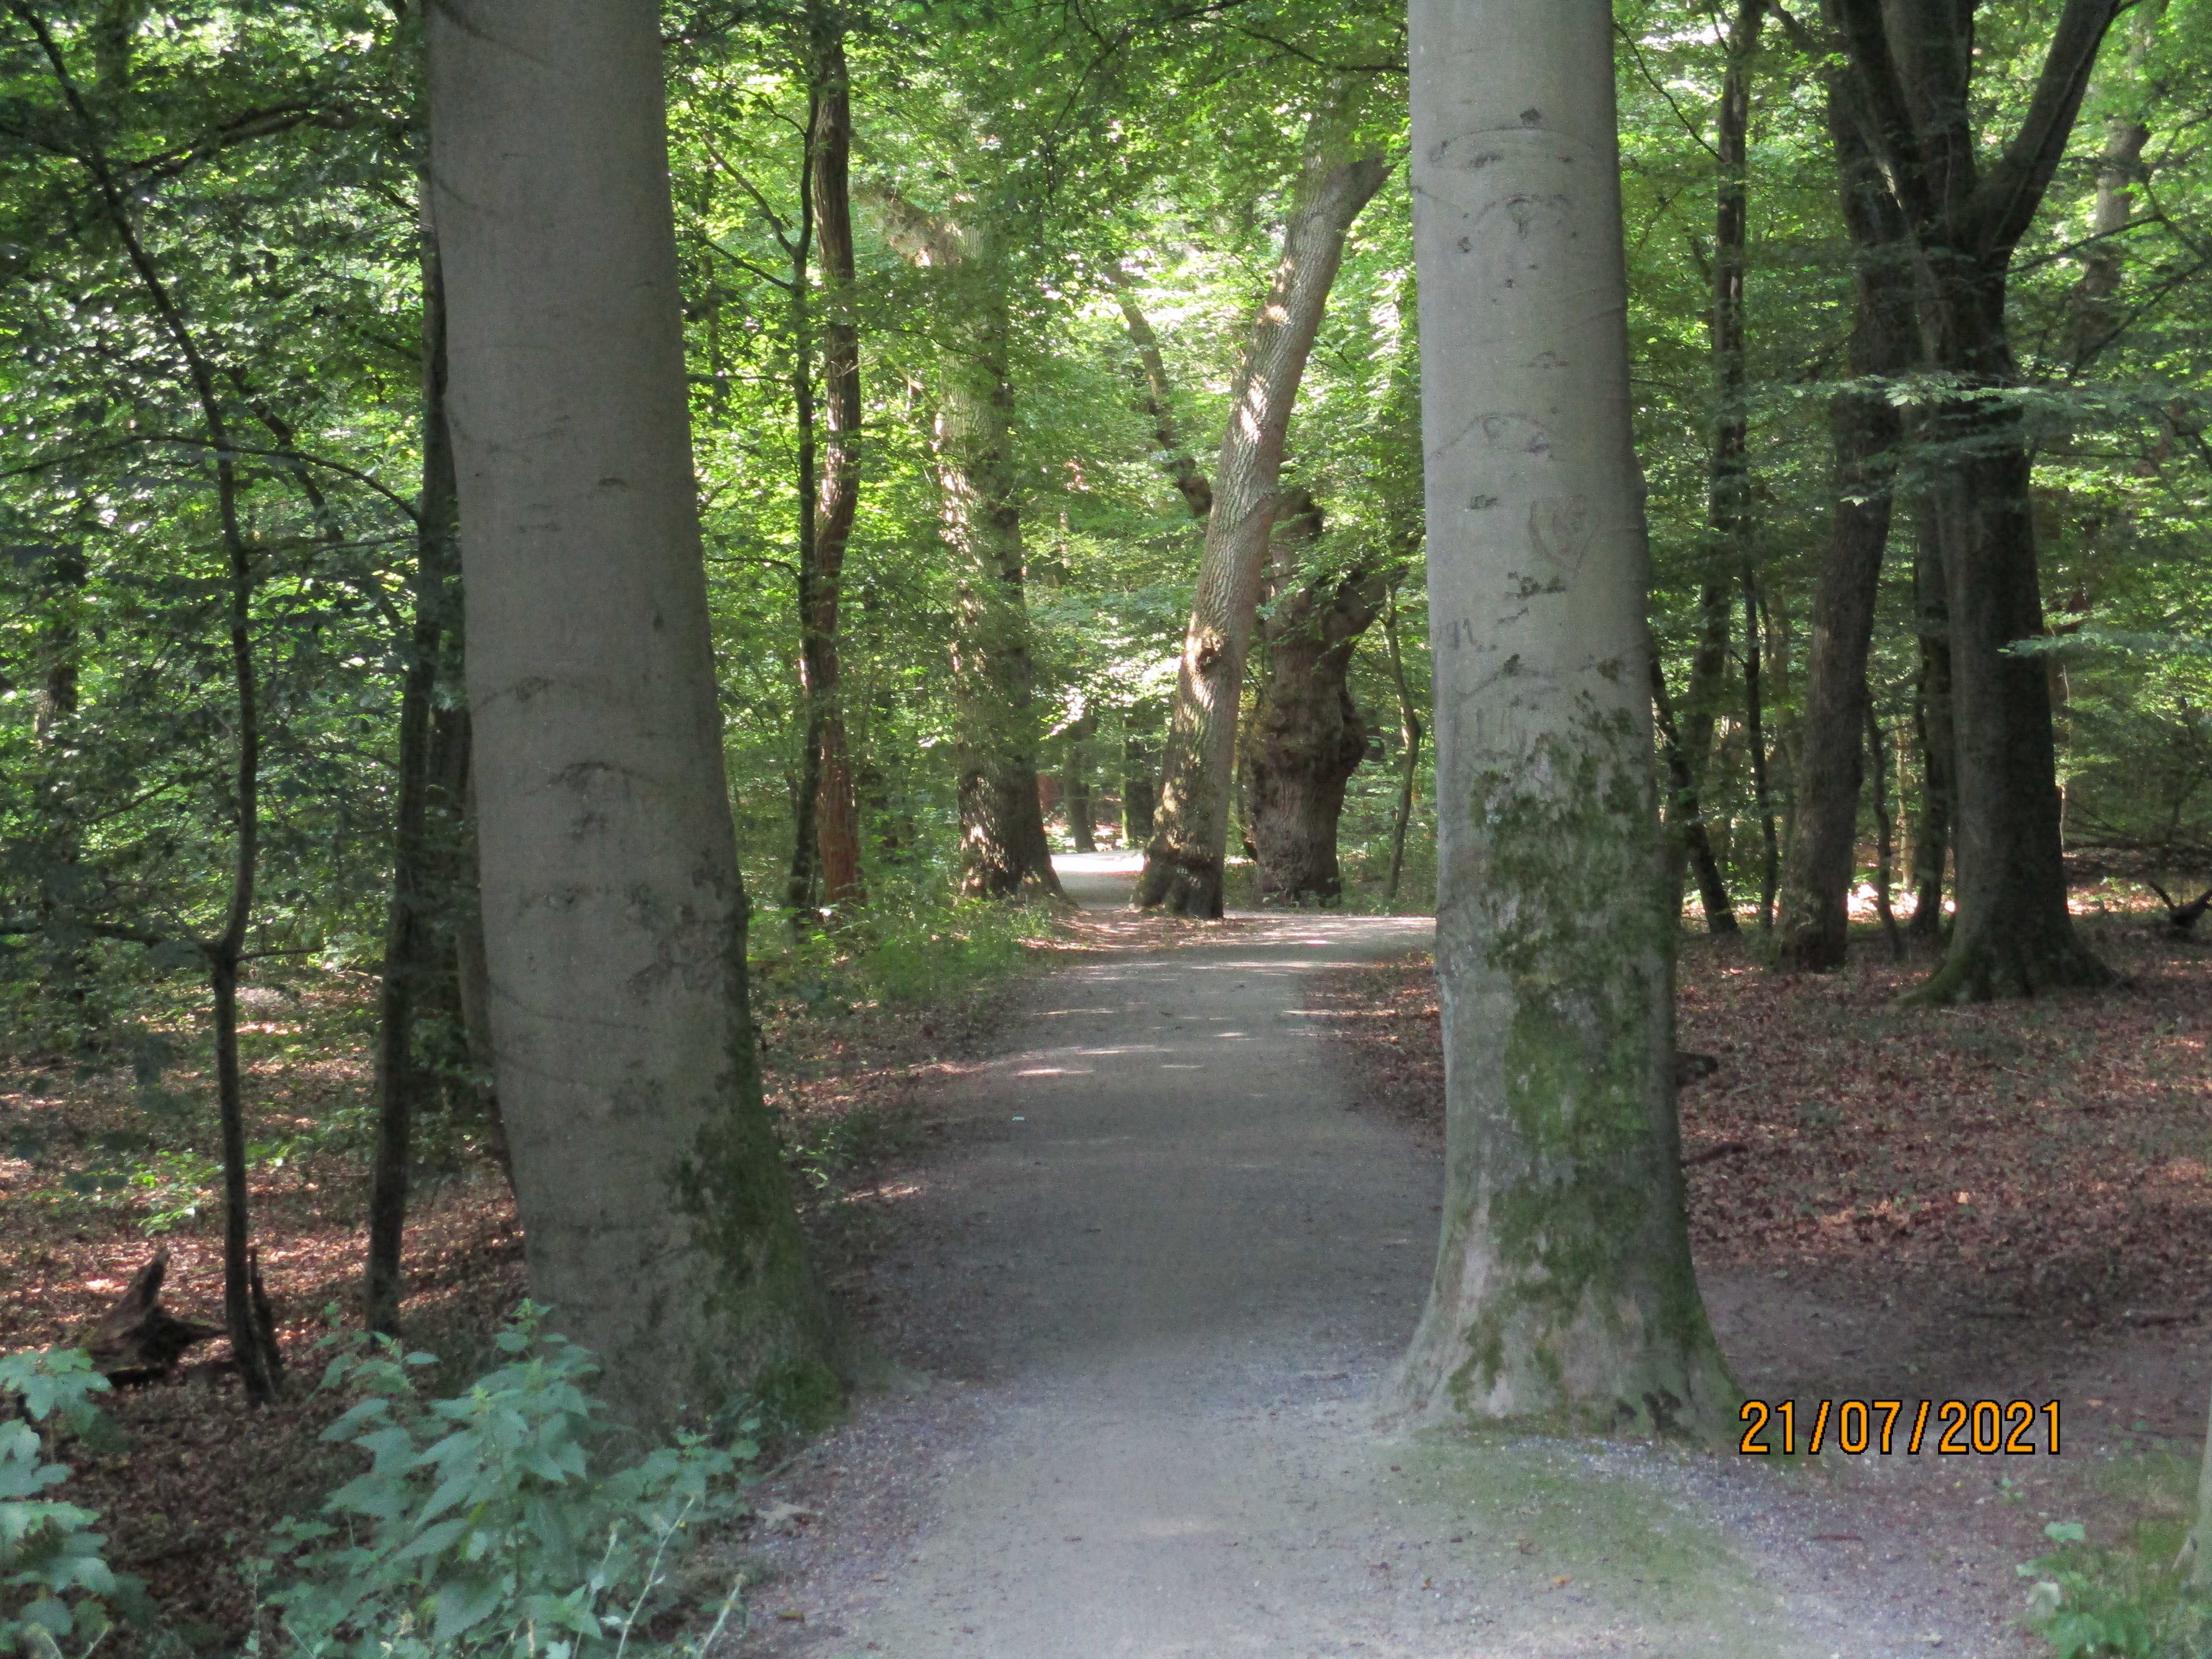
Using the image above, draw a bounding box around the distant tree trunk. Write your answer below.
[2069,8,2156,366]
[1379,584,1422,906]
[783,75,824,925]
[1063,714,1097,853]
[1651,661,1736,932]
[1774,56,1917,969]
[1830,0,2122,1000]
[1392,0,1733,1436]
[1908,512,1954,938]
[1136,89,1389,918]
[1869,701,1903,960]
[1743,571,1779,928]
[429,0,839,1427]
[367,190,463,1337]
[872,195,1064,901]
[808,6,864,912]
[1247,490,1382,903]
[1122,728,1157,843]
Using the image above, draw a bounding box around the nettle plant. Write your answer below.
[262,1306,757,1659]
[0,1349,146,1657]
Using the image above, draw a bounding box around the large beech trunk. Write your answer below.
[873,198,1063,900]
[428,0,838,1427]
[1392,2,1732,1436]
[1136,91,1389,917]
[1247,491,1381,904]
[1773,59,1917,970]
[1829,0,2122,1000]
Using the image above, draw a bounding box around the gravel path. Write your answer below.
[742,861,2027,1657]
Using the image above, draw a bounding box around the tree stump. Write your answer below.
[78,1247,219,1383]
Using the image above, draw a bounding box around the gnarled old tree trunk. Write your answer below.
[874,195,1063,900]
[1392,1,1732,1437]
[1772,18,1918,971]
[1831,0,2122,1000]
[1135,87,1389,917]
[1246,489,1382,903]
[429,0,839,1428]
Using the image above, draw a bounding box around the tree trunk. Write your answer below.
[784,76,824,926]
[1774,60,1917,969]
[872,196,1064,901]
[1830,0,2122,1000]
[366,185,461,1337]
[1063,714,1097,853]
[1743,571,1780,928]
[1136,90,1389,918]
[1651,660,1736,931]
[1908,510,1954,938]
[1869,701,1904,959]
[808,8,864,912]
[1392,1,1734,1436]
[1122,729,1157,844]
[1380,584,1423,907]
[1247,490,1381,904]
[428,0,839,1428]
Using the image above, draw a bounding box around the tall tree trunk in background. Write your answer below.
[367,191,464,1337]
[1908,511,1954,937]
[1679,0,1766,932]
[1063,713,1097,852]
[1392,1,1733,1436]
[1247,490,1382,903]
[1774,48,1917,969]
[1869,700,1903,959]
[1831,0,2122,1000]
[807,5,864,911]
[2069,6,2157,367]
[29,547,90,1040]
[429,0,839,1427]
[1136,90,1389,917]
[1651,661,1735,930]
[782,79,824,924]
[873,197,1064,901]
[1743,573,1780,927]
[1380,583,1422,906]
[1122,727,1157,843]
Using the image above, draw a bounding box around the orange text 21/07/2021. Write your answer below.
[1738,1398,2061,1456]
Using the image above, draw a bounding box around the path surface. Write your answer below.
[744,860,2021,1657]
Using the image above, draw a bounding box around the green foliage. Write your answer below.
[2018,1517,2209,1659]
[0,1349,144,1656]
[264,1306,755,1659]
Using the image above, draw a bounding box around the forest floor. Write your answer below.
[3,863,2206,1655]
[720,867,2212,1657]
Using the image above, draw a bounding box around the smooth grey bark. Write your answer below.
[428,0,838,1427]
[1136,89,1389,917]
[1391,0,1732,1436]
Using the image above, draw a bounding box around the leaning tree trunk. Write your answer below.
[1136,89,1389,917]
[1247,489,1382,904]
[1773,66,1917,970]
[873,196,1063,901]
[1392,0,1734,1436]
[428,0,839,1428]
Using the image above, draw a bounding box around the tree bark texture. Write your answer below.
[1136,91,1389,917]
[873,196,1064,901]
[807,6,864,912]
[1908,511,1954,937]
[1246,490,1382,903]
[1833,0,2121,1000]
[428,0,839,1427]
[1393,1,1734,1437]
[1380,583,1423,906]
[1774,61,1917,970]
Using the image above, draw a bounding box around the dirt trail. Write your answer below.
[744,863,2026,1657]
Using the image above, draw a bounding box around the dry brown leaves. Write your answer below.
[1313,916,2212,1328]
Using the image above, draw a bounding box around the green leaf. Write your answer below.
[2044,1520,2088,1544]
[430,1573,504,1642]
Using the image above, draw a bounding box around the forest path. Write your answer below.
[745,878,2002,1657]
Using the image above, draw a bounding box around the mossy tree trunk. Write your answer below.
[428,0,839,1428]
[1392,0,1734,1437]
